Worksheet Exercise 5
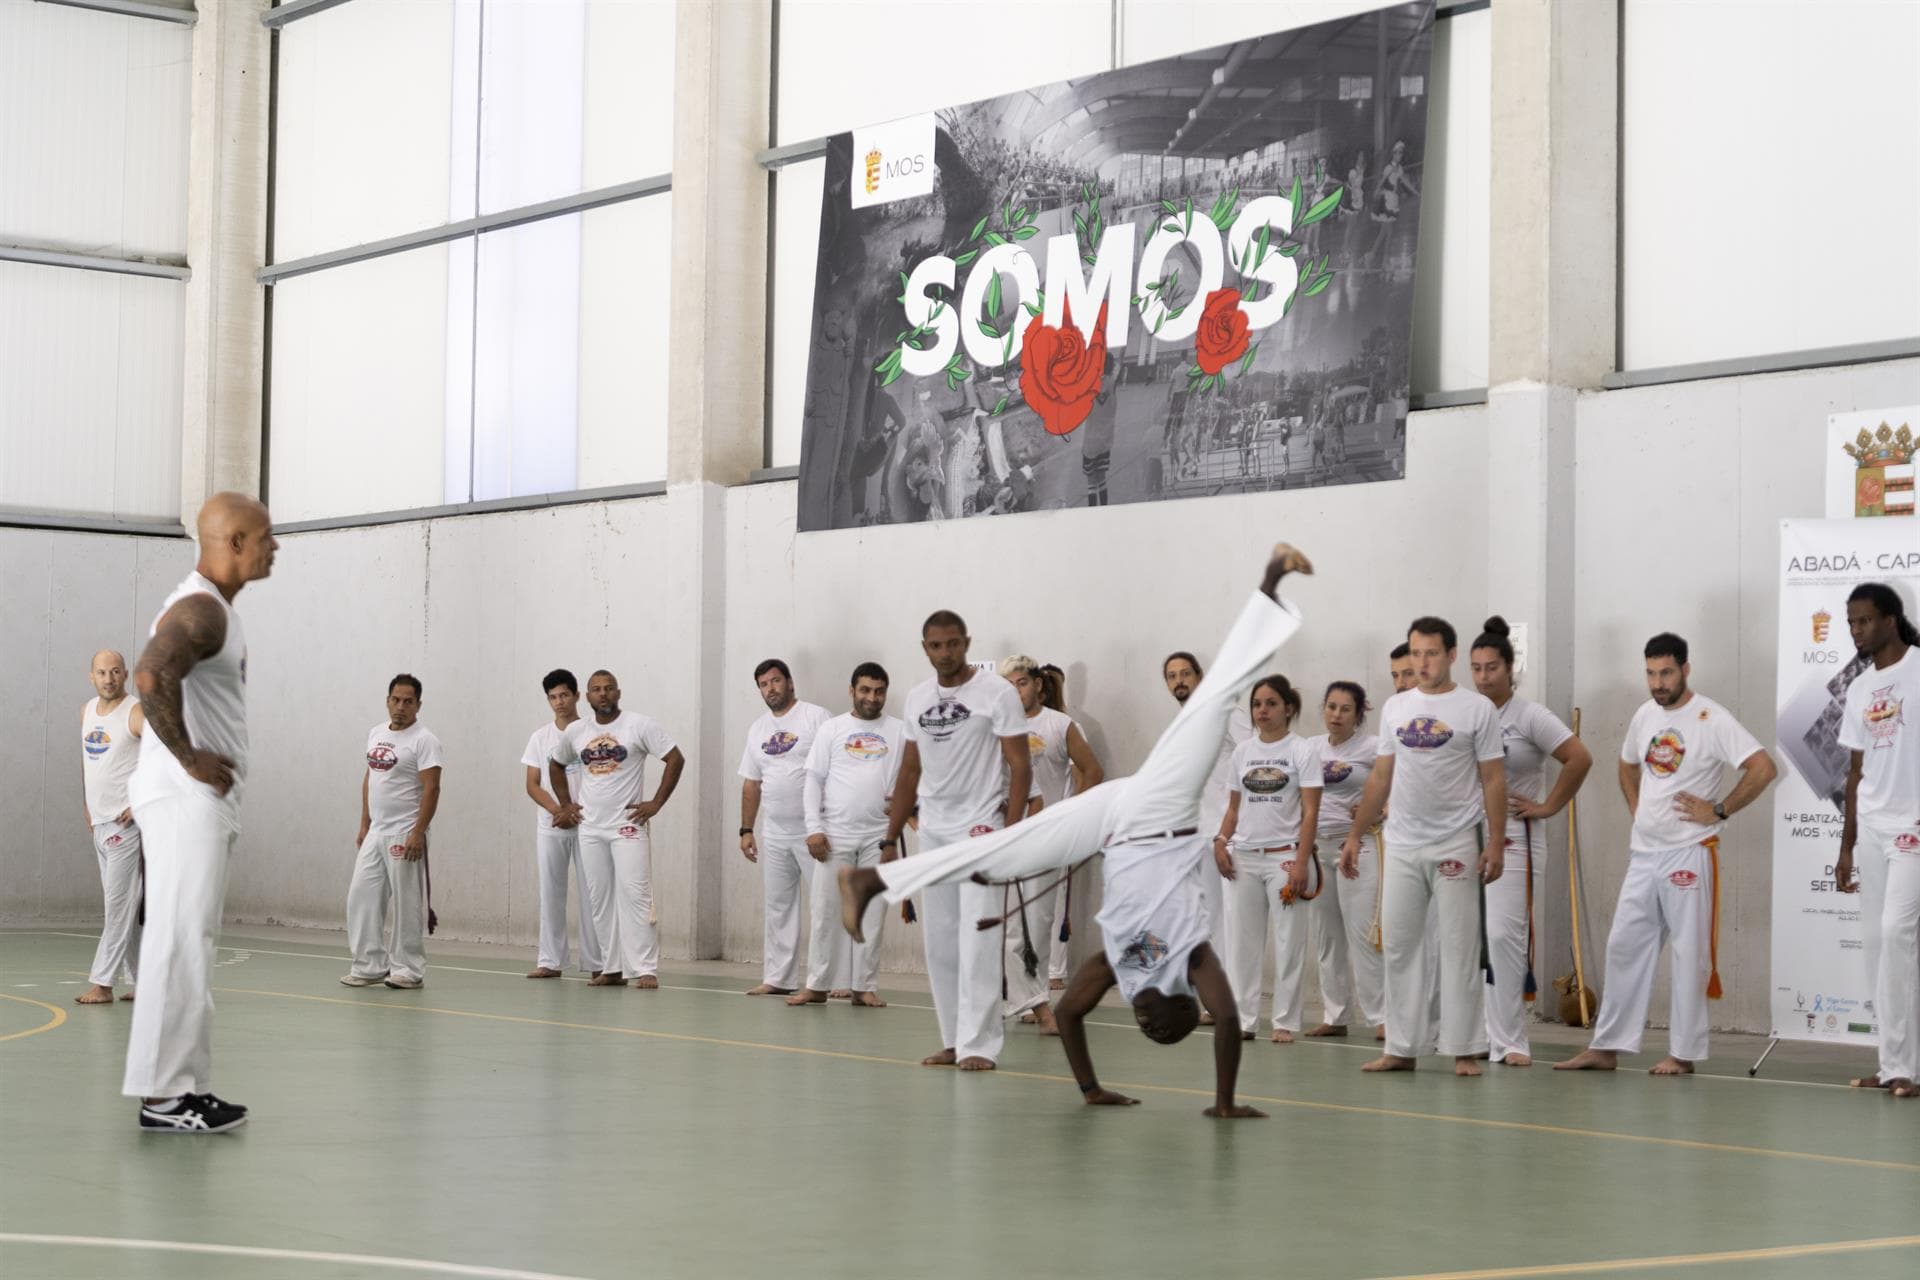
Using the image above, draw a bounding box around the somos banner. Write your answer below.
[1771,519,1920,1044]
[795,2,1436,532]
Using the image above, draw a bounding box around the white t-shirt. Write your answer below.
[903,670,1027,833]
[365,721,444,830]
[1309,732,1377,840]
[522,721,583,832]
[738,701,831,836]
[1203,704,1255,824]
[804,712,907,845]
[1377,686,1504,847]
[1839,647,1918,826]
[1496,695,1575,805]
[1024,706,1077,807]
[1228,732,1321,849]
[1619,692,1765,853]
[82,696,141,822]
[551,710,678,833]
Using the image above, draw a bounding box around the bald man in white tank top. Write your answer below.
[122,493,277,1135]
[78,649,146,1004]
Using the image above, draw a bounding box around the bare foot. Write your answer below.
[1375,1025,1386,1041]
[1851,1074,1890,1089]
[957,1056,996,1072]
[1649,1056,1694,1076]
[1554,1048,1618,1070]
[1018,1011,1037,1024]
[1455,1057,1484,1077]
[1305,1024,1347,1037]
[587,971,624,986]
[1083,1088,1139,1106]
[119,991,134,1002]
[829,989,854,1000]
[1198,1010,1215,1026]
[1034,1004,1059,1036]
[744,984,794,997]
[1049,978,1066,991]
[629,975,659,990]
[785,989,827,1006]
[75,985,114,1005]
[1362,1055,1417,1072]
[1890,1078,1919,1098]
[1271,1029,1294,1044]
[852,991,887,1008]
[840,865,884,942]
[1204,1103,1270,1119]
[526,967,563,979]
[1501,1053,1533,1067]
[922,1048,957,1067]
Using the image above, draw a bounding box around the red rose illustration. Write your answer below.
[1019,297,1109,436]
[1193,288,1251,374]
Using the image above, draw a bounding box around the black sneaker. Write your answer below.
[138,1093,247,1134]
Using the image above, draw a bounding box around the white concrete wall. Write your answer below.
[0,527,192,921]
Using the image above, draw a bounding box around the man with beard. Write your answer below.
[738,660,831,997]
[342,676,443,991]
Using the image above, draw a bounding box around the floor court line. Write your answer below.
[0,1234,592,1279]
[1366,1231,1920,1279]
[0,992,67,1043]
[10,932,1870,1086]
[211,983,1920,1174]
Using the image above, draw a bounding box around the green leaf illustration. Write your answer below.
[1013,226,1038,240]
[1288,174,1303,221]
[1161,199,1179,214]
[953,250,978,267]
[880,365,903,387]
[1304,274,1333,297]
[1301,187,1343,226]
[992,395,1009,416]
[1238,342,1259,375]
[986,272,1003,317]
[985,231,1009,247]
[970,216,989,242]
[977,320,1000,338]
[1279,243,1300,256]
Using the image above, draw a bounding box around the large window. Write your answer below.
[1621,0,1920,369]
[265,0,675,524]
[0,0,190,522]
[764,0,1491,467]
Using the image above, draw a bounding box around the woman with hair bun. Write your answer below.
[1469,616,1593,1066]
[1304,680,1386,1040]
[1214,675,1322,1042]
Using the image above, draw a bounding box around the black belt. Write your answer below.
[1108,826,1199,848]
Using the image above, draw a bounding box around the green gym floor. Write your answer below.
[3,927,1917,1280]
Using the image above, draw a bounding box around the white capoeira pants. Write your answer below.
[919,822,1008,1062]
[1484,817,1546,1059]
[1002,870,1060,1018]
[1314,828,1385,1028]
[1871,825,1920,1081]
[1590,844,1713,1061]
[1225,848,1310,1033]
[1855,823,1895,1025]
[580,824,658,978]
[88,820,143,988]
[1381,826,1488,1059]
[878,592,1303,1020]
[535,827,604,973]
[346,824,427,984]
[122,791,237,1100]
[758,829,810,989]
[806,838,886,992]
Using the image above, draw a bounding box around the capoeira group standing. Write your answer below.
[76,500,1920,1129]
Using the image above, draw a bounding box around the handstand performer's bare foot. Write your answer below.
[840,865,885,943]
[1455,1056,1483,1077]
[1649,1056,1694,1076]
[1851,1074,1891,1089]
[1261,542,1315,598]
[852,991,886,1008]
[588,971,623,986]
[744,984,794,996]
[922,1048,957,1066]
[1306,1023,1347,1037]
[1554,1048,1618,1070]
[1271,1029,1294,1044]
[1362,1055,1416,1072]
[1501,1053,1533,1067]
[957,1056,996,1072]
[75,985,114,1005]
[785,988,827,1006]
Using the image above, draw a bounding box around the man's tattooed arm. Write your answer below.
[134,594,228,770]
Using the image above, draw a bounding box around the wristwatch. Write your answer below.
[1712,801,1728,821]
[739,826,753,837]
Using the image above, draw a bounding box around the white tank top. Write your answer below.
[130,571,249,809]
[81,696,140,821]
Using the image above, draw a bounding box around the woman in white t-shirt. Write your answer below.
[1304,680,1385,1040]
[1215,675,1322,1042]
[1469,617,1593,1065]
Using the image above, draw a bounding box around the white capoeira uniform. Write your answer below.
[1200,704,1254,979]
[346,720,444,984]
[902,667,1028,1063]
[1376,685,1503,1060]
[82,695,144,990]
[879,592,1303,1008]
[551,710,678,979]
[1004,704,1079,1016]
[1306,731,1384,1028]
[1484,696,1574,1060]
[1838,650,1920,1082]
[739,701,831,990]
[1222,731,1323,1034]
[1590,692,1763,1063]
[122,571,248,1101]
[523,720,604,974]
[802,711,905,993]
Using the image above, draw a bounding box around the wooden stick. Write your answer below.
[1568,707,1591,1026]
